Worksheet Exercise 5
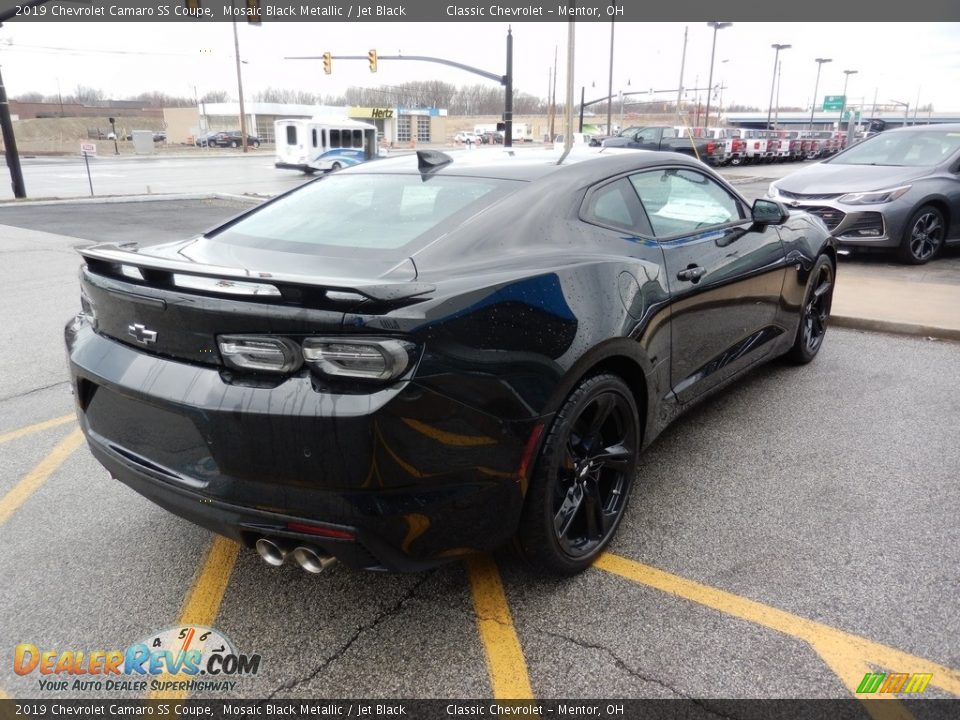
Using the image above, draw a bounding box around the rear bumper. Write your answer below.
[274,162,312,172]
[66,318,541,572]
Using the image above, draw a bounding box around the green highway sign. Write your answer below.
[823,95,846,111]
[843,110,861,121]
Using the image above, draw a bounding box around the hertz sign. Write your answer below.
[350,108,395,119]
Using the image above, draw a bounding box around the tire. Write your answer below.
[230,140,239,148]
[517,373,640,575]
[785,254,835,365]
[897,204,945,265]
[729,157,743,166]
[329,162,342,171]
[252,141,260,148]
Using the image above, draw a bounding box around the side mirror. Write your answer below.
[752,198,789,225]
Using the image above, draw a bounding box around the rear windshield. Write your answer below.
[209,173,519,253]
[830,130,960,166]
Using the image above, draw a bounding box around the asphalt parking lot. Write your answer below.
[1,195,958,709]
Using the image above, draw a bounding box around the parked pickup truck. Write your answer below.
[601,126,720,165]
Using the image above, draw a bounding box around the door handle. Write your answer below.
[676,265,707,283]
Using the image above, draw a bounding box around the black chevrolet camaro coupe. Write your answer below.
[65,149,836,575]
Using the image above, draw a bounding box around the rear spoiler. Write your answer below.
[77,244,435,302]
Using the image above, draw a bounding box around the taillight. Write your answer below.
[302,337,415,381]
[218,335,303,374]
[754,141,760,149]
[706,142,715,155]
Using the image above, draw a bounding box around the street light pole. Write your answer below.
[839,69,857,131]
[704,22,731,128]
[808,57,832,131]
[766,44,791,130]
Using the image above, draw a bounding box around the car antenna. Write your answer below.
[417,150,453,173]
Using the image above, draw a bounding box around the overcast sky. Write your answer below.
[2,22,958,112]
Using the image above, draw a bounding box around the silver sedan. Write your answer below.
[768,124,960,264]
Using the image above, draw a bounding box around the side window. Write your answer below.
[311,128,317,148]
[581,178,650,235]
[353,129,364,148]
[629,168,744,237]
[285,125,297,146]
[635,128,658,143]
[662,127,677,139]
[329,129,341,148]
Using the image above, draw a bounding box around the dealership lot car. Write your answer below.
[768,124,960,264]
[65,149,835,576]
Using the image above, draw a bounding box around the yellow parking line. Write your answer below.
[0,428,83,526]
[0,414,74,445]
[149,535,240,700]
[465,554,534,700]
[595,553,960,698]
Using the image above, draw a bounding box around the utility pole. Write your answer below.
[550,44,558,141]
[232,17,248,152]
[504,27,513,148]
[563,19,575,155]
[774,60,781,129]
[0,65,26,198]
[676,26,688,118]
[578,85,585,133]
[606,13,614,135]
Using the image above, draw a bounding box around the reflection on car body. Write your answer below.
[65,147,836,576]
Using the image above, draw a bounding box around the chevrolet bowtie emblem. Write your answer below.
[127,323,158,344]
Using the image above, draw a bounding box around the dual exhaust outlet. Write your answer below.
[255,537,338,574]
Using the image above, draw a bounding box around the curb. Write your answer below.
[0,192,265,208]
[832,314,960,343]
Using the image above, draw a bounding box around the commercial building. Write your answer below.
[162,102,448,145]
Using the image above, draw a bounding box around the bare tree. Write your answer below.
[73,85,105,104]
[200,90,229,103]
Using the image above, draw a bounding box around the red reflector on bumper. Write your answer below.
[286,522,355,540]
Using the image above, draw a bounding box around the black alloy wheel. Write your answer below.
[518,374,640,575]
[899,205,945,265]
[786,254,834,364]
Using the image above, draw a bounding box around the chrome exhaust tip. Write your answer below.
[292,546,338,574]
[255,537,289,567]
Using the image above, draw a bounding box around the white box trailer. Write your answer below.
[275,117,380,174]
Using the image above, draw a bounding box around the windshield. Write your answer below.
[209,173,518,254]
[830,130,960,166]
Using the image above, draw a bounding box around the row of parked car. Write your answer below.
[602,125,857,167]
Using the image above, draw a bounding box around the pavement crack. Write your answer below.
[263,572,435,700]
[0,380,71,403]
[530,626,743,719]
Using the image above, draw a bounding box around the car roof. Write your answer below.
[342,147,708,183]
[883,123,960,133]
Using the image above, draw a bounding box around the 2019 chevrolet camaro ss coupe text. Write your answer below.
[65,149,836,575]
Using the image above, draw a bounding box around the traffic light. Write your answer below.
[368,49,377,73]
[245,0,261,25]
[323,52,332,75]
